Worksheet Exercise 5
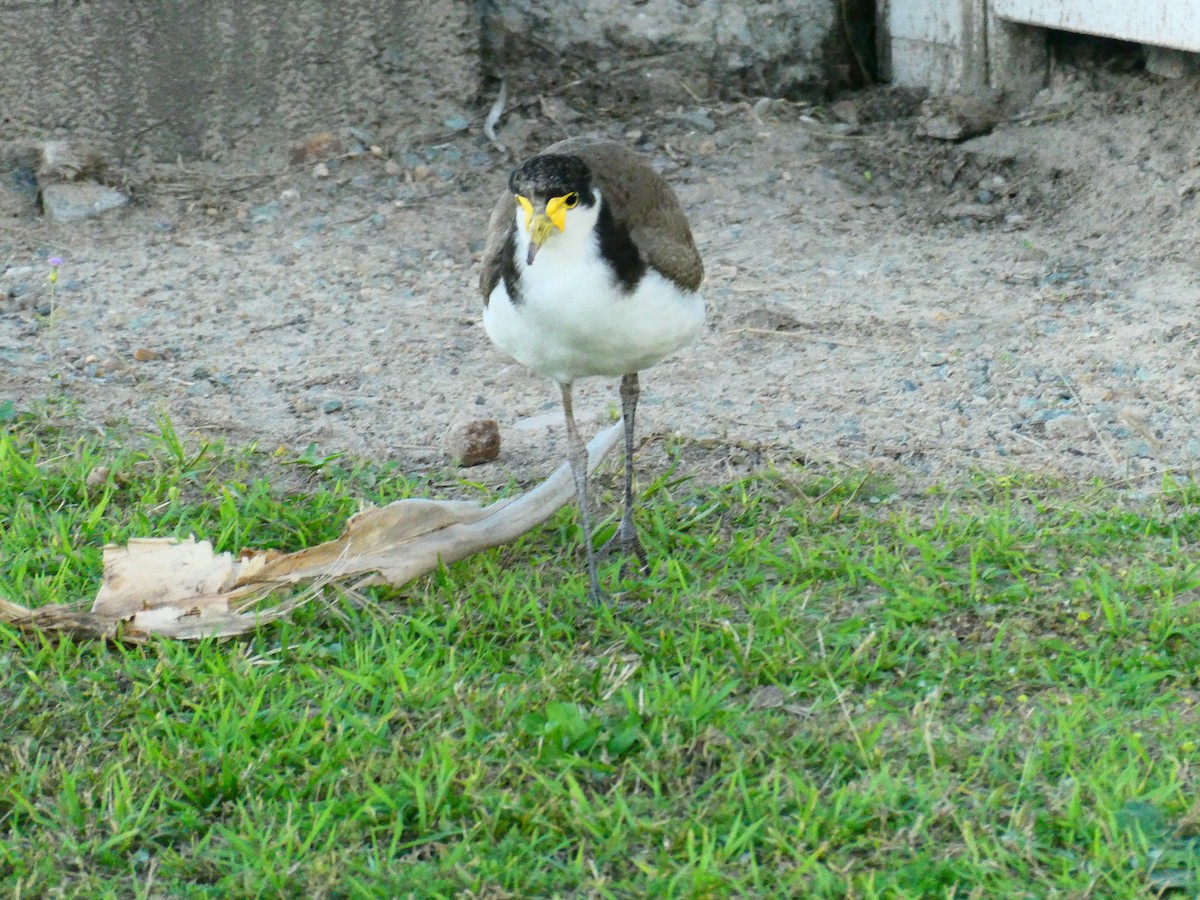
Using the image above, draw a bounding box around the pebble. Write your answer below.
[679,109,717,133]
[41,183,128,222]
[1125,440,1153,459]
[830,99,859,126]
[940,202,1004,222]
[290,132,343,165]
[322,399,344,413]
[250,203,280,223]
[1043,414,1089,441]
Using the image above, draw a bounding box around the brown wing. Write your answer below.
[479,188,516,303]
[543,137,704,291]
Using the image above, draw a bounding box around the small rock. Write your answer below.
[312,162,330,179]
[830,99,860,127]
[918,95,1003,141]
[1043,414,1089,441]
[1144,47,1197,79]
[450,419,500,467]
[1015,244,1048,262]
[976,189,995,204]
[250,202,280,223]
[86,466,110,487]
[0,156,39,217]
[940,202,1004,222]
[747,685,789,710]
[679,109,716,133]
[539,96,582,125]
[322,398,344,414]
[38,140,107,182]
[41,183,128,222]
[1126,439,1153,459]
[133,347,158,361]
[442,114,471,131]
[290,132,343,165]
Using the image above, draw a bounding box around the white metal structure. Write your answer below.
[887,0,1200,96]
[993,0,1200,53]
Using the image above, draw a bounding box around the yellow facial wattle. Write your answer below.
[544,195,570,232]
[517,192,581,265]
[515,194,534,231]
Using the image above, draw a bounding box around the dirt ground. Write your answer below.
[4,56,1200,494]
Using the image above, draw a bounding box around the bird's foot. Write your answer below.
[596,522,650,580]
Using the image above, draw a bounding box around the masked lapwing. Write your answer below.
[480,137,705,600]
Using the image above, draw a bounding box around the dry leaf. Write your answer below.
[0,422,623,643]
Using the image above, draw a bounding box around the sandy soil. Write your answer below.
[3,60,1200,493]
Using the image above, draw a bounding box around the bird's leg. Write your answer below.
[599,372,649,576]
[559,380,604,601]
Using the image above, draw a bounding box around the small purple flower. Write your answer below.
[48,257,63,267]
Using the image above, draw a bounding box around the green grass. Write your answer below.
[2,411,1200,898]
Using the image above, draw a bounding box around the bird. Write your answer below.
[480,137,705,599]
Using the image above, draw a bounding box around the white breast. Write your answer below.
[483,194,705,385]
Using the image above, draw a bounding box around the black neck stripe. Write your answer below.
[595,200,645,291]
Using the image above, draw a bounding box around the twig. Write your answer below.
[816,630,872,767]
[248,315,307,335]
[728,326,863,347]
[827,466,876,522]
[1052,363,1122,471]
[1012,110,1073,126]
[484,79,508,155]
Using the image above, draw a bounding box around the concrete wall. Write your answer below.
[883,0,1047,101]
[482,0,863,105]
[0,1,478,163]
[994,0,1200,53]
[0,1,859,165]
[886,1,1200,100]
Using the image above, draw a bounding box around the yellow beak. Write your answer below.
[526,213,557,265]
[522,195,571,265]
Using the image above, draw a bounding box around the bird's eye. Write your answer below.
[563,192,580,209]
